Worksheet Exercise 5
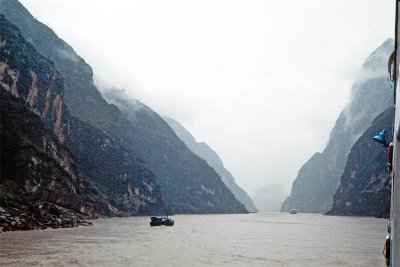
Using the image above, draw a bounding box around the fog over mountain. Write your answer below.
[282,39,394,213]
[253,184,289,212]
[18,0,394,194]
[328,107,393,218]
[0,0,247,216]
[164,116,258,212]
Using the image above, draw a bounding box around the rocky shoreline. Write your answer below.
[0,198,93,232]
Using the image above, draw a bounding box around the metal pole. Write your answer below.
[391,1,400,266]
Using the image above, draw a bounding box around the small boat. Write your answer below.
[289,209,297,214]
[150,216,174,226]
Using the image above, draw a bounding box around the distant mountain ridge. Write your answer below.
[163,116,258,212]
[281,39,394,213]
[253,184,288,212]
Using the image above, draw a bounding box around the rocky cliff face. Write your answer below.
[0,14,67,142]
[65,116,164,215]
[164,116,258,212]
[101,89,248,214]
[0,0,247,214]
[327,108,393,217]
[0,86,107,231]
[281,39,394,213]
[0,15,90,215]
[0,0,120,129]
[0,15,164,231]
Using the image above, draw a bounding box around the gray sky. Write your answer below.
[21,0,395,194]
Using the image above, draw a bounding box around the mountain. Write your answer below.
[0,87,102,231]
[327,108,393,217]
[64,115,164,216]
[0,0,247,214]
[253,184,288,212]
[0,0,120,129]
[163,116,258,212]
[101,89,248,213]
[0,15,112,231]
[0,14,164,231]
[281,39,394,213]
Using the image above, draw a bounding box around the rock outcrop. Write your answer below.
[0,87,105,231]
[0,14,67,142]
[281,39,394,213]
[0,0,119,129]
[164,116,258,212]
[0,15,164,231]
[65,116,164,215]
[327,108,393,217]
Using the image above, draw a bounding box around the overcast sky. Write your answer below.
[21,0,395,195]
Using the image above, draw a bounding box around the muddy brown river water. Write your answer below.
[0,213,387,266]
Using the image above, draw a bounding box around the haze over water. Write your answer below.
[0,213,386,266]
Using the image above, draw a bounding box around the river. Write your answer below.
[0,213,387,266]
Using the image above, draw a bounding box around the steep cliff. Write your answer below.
[101,89,248,214]
[0,86,108,231]
[0,0,120,128]
[0,13,67,142]
[0,0,248,214]
[282,39,394,213]
[327,108,393,217]
[65,116,164,215]
[0,15,164,231]
[164,116,258,212]
[0,16,105,229]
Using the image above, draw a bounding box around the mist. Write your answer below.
[20,0,395,194]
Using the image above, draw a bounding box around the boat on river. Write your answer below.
[150,216,174,226]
